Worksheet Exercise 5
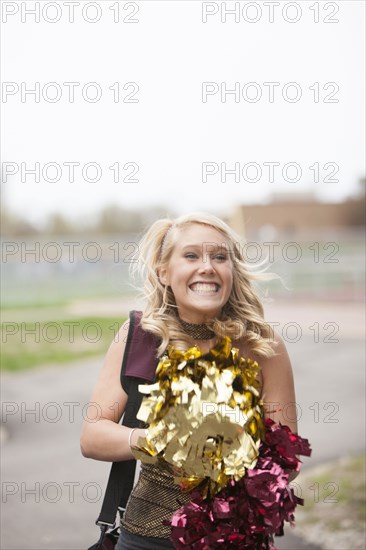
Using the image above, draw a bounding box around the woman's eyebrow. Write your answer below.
[181,243,229,251]
[181,244,202,250]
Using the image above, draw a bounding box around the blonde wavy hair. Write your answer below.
[130,212,276,358]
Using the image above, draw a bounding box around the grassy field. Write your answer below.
[1,314,127,371]
[293,454,366,549]
[1,264,133,371]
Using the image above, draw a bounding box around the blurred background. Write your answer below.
[1,1,365,549]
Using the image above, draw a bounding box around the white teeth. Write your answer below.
[190,283,218,293]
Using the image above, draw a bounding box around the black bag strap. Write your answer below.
[95,311,158,529]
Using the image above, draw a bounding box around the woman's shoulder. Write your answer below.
[233,330,290,386]
[233,329,286,360]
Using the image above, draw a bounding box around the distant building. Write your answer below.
[230,193,365,239]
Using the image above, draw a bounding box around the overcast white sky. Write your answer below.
[1,0,365,225]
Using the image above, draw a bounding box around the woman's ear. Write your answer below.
[158,267,168,286]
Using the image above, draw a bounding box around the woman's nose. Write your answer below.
[197,258,215,274]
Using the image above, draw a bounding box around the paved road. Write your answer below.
[1,301,364,549]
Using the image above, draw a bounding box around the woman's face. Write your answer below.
[159,223,234,324]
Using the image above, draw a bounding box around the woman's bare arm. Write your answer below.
[260,332,299,480]
[80,320,145,462]
[260,331,298,434]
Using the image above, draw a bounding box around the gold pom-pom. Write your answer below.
[132,337,264,495]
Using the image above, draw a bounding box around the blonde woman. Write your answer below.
[80,212,298,550]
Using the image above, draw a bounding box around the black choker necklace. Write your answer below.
[180,319,215,340]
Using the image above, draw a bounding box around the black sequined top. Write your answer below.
[121,462,191,538]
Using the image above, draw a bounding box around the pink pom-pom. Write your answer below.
[169,422,312,549]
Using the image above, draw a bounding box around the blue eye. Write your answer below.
[215,254,227,261]
[185,253,197,259]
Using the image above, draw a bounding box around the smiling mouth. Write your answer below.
[189,282,219,294]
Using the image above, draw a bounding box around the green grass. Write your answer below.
[1,282,133,310]
[295,454,366,531]
[1,299,73,310]
[1,316,127,371]
[1,267,133,310]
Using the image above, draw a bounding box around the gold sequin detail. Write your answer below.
[121,463,191,538]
